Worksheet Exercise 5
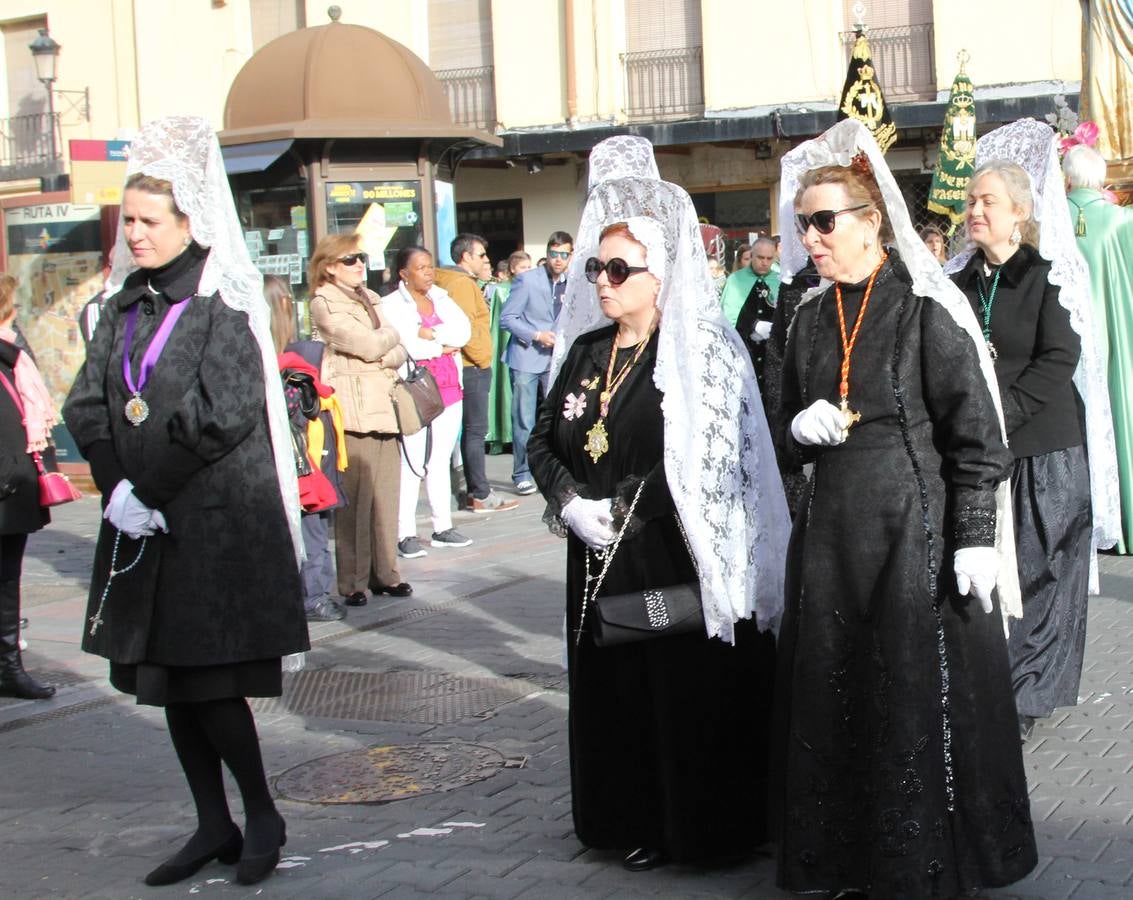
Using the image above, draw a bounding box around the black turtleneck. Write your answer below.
[118,242,209,314]
[951,244,1083,458]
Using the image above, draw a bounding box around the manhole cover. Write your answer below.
[275,741,505,804]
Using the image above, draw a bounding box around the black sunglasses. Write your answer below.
[584,257,650,285]
[794,204,871,236]
[338,252,369,266]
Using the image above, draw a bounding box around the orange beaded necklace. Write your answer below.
[833,252,888,434]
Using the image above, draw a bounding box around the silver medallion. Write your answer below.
[124,394,149,426]
[986,340,998,361]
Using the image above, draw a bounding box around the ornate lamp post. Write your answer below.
[28,27,61,160]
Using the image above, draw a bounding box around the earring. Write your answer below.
[1009,225,1022,245]
[864,237,873,248]
[183,236,191,248]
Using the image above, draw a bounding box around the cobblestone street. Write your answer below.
[2,456,1131,899]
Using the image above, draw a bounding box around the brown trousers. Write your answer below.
[335,432,402,594]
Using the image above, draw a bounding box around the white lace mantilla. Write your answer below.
[778,119,1022,626]
[557,159,791,641]
[942,118,1120,590]
[105,116,303,562]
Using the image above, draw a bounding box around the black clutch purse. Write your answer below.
[581,479,705,648]
[592,582,703,647]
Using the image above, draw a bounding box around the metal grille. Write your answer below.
[841,24,937,102]
[0,112,60,173]
[622,46,704,122]
[0,696,116,735]
[250,669,536,724]
[435,65,497,130]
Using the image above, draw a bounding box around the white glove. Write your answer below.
[954,546,998,614]
[791,399,848,446]
[103,479,157,539]
[149,509,170,534]
[750,320,773,342]
[561,496,616,550]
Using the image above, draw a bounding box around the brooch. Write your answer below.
[562,392,587,421]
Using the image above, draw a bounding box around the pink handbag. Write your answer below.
[34,451,82,507]
[0,370,81,507]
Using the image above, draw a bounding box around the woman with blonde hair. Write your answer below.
[63,116,307,886]
[0,273,57,699]
[308,233,410,605]
[946,119,1119,740]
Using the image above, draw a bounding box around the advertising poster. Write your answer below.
[4,202,104,459]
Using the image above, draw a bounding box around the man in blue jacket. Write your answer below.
[499,231,573,494]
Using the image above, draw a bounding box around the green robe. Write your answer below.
[1069,188,1133,552]
[485,281,514,452]
[720,267,780,327]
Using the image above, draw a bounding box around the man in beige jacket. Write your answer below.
[434,233,519,513]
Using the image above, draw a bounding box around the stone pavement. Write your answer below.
[2,453,1131,899]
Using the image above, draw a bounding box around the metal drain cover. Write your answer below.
[275,741,505,804]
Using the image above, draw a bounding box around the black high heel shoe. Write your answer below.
[143,825,243,886]
[235,814,287,886]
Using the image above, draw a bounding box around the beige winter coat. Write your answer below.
[310,280,408,435]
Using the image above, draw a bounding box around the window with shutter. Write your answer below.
[841,0,936,102]
[622,0,704,121]
[429,0,496,129]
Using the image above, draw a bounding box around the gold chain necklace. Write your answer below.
[584,321,656,463]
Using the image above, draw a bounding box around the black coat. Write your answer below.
[0,341,49,536]
[62,246,307,666]
[774,255,1036,897]
[951,244,1083,458]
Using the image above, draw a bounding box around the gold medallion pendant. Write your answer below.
[584,419,609,463]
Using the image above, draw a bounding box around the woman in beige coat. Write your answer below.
[308,234,410,604]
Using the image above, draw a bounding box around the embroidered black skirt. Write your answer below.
[1008,444,1093,719]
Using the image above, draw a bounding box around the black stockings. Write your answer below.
[165,698,280,859]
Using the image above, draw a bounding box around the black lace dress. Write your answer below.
[528,324,775,863]
[773,256,1037,898]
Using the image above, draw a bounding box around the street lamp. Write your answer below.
[28,27,61,160]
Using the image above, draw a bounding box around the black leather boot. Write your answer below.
[0,578,54,700]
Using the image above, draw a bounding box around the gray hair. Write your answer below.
[1062,144,1107,191]
[752,236,776,251]
[968,160,1040,247]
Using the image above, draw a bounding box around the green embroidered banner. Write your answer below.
[837,33,897,153]
[928,68,978,225]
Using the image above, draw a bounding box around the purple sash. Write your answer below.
[122,297,191,395]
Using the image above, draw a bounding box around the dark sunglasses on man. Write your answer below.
[794,204,871,236]
[584,257,650,285]
[338,252,369,266]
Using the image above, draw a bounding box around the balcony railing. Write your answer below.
[841,23,936,103]
[622,46,704,122]
[435,65,497,131]
[0,112,62,179]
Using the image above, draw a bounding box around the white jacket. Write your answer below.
[383,282,473,384]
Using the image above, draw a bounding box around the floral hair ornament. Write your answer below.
[1059,121,1099,157]
[850,151,874,178]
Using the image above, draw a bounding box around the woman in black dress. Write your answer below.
[528,143,790,872]
[773,120,1036,899]
[0,274,55,700]
[951,158,1092,739]
[63,117,307,888]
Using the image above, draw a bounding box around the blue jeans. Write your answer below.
[509,368,549,483]
[460,365,493,500]
[300,512,334,611]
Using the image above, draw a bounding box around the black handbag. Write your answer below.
[592,582,704,647]
[581,480,705,647]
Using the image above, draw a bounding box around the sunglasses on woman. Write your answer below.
[584,257,650,285]
[338,252,369,266]
[794,204,871,236]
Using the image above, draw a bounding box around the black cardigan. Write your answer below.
[951,244,1083,458]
